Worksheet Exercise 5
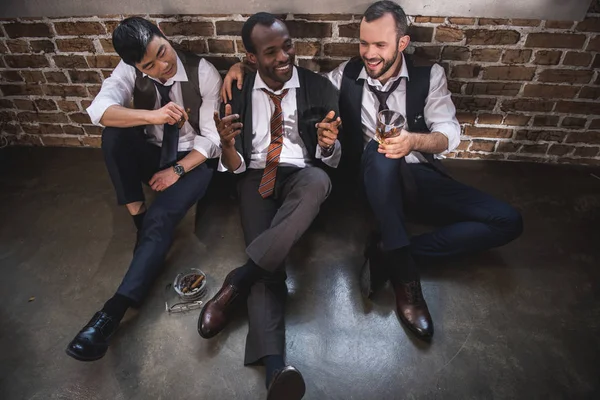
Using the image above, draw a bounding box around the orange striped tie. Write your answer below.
[259,88,289,198]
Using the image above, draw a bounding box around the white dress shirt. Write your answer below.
[86,56,222,159]
[219,66,340,173]
[325,53,460,163]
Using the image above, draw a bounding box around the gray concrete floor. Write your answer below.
[1,146,599,400]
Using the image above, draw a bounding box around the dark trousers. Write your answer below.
[361,139,523,265]
[237,167,332,365]
[101,127,213,304]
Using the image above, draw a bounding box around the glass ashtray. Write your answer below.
[173,268,207,301]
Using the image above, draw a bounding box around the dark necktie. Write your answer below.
[368,76,418,204]
[259,88,289,198]
[367,76,404,112]
[154,81,180,168]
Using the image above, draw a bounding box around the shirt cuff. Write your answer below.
[430,122,461,154]
[315,140,342,168]
[86,99,119,127]
[218,150,246,174]
[193,135,221,159]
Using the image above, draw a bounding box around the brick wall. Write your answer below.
[0,3,599,165]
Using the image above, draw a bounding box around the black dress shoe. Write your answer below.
[360,234,390,299]
[65,311,119,361]
[267,365,306,400]
[391,279,433,340]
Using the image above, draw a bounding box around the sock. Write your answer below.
[262,355,285,388]
[101,294,135,322]
[230,259,267,289]
[132,211,146,232]
[384,247,419,283]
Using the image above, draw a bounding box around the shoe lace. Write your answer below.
[91,313,115,333]
[215,285,237,305]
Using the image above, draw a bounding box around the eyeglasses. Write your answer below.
[164,283,205,314]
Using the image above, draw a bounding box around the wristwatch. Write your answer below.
[173,163,186,177]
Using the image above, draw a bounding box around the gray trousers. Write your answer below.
[238,166,332,365]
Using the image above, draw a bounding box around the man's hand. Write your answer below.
[378,129,414,159]
[149,167,180,192]
[147,102,188,126]
[316,110,341,151]
[221,62,246,103]
[214,104,243,149]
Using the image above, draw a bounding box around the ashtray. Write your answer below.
[173,268,207,301]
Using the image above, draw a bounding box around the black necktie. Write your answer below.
[367,76,404,112]
[368,76,418,204]
[153,81,180,168]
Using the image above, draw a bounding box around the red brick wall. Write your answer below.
[0,4,599,165]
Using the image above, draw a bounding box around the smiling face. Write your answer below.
[359,12,410,83]
[135,35,178,83]
[246,20,295,90]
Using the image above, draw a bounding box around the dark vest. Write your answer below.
[226,67,340,169]
[338,54,446,174]
[133,50,203,133]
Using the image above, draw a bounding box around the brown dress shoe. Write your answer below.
[391,279,434,340]
[197,270,246,339]
[267,365,306,400]
[360,234,390,299]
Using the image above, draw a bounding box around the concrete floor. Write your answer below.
[0,146,599,400]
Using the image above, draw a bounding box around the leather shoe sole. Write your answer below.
[360,239,389,299]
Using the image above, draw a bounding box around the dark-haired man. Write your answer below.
[222,1,522,341]
[65,17,221,361]
[198,12,341,400]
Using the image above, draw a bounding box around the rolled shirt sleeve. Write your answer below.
[315,139,342,168]
[425,64,461,154]
[86,60,136,126]
[193,58,223,159]
[217,150,246,174]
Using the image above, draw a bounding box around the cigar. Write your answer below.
[181,274,204,293]
[177,108,191,129]
[190,274,205,289]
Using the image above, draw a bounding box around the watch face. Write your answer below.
[174,164,184,176]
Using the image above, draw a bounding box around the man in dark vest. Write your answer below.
[221,1,523,342]
[198,12,340,400]
[65,17,221,361]
[330,0,522,340]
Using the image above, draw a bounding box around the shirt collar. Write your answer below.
[358,52,410,91]
[254,66,300,94]
[143,55,188,86]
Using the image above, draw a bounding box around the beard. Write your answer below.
[362,48,400,80]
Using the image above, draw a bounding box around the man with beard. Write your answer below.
[221,1,522,341]
[198,12,340,400]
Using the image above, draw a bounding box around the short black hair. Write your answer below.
[112,17,166,66]
[362,0,409,38]
[242,12,280,54]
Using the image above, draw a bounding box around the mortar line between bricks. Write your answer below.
[1,13,598,165]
